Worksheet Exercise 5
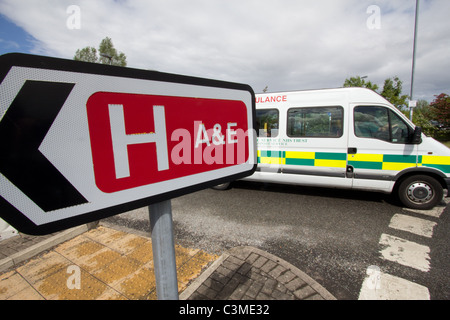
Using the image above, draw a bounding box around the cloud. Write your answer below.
[0,0,448,101]
[0,38,20,50]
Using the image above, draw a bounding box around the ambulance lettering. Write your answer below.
[256,95,287,104]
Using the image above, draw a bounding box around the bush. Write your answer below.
[433,129,450,142]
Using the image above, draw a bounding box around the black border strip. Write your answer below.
[0,53,256,235]
[0,53,253,92]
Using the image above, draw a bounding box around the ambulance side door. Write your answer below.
[347,104,417,192]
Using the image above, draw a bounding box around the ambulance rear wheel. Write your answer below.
[398,175,443,210]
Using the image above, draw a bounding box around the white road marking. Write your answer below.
[403,197,450,218]
[389,214,437,238]
[379,234,430,272]
[359,268,430,300]
[360,198,448,299]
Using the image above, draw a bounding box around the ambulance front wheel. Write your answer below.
[212,182,232,190]
[398,175,443,210]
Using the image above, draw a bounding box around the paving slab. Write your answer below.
[1,224,335,300]
[0,225,217,300]
[180,246,336,300]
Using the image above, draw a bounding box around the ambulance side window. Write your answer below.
[287,106,343,138]
[390,111,413,143]
[354,106,412,143]
[256,109,279,137]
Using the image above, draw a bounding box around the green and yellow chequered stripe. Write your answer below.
[258,150,347,168]
[348,154,415,171]
[257,150,450,173]
[421,155,450,173]
[349,154,450,173]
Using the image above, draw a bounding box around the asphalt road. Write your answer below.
[103,181,450,300]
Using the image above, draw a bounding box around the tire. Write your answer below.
[397,175,443,210]
[211,182,231,190]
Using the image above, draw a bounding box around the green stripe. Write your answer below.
[260,150,285,158]
[285,158,315,166]
[423,164,450,174]
[348,161,383,170]
[315,152,347,161]
[383,154,417,163]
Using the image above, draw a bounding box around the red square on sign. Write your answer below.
[86,92,249,193]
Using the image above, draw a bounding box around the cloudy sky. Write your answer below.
[0,0,448,102]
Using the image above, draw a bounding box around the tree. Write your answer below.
[74,37,127,66]
[343,76,379,91]
[380,76,409,110]
[430,93,450,127]
[343,75,409,109]
[411,100,437,137]
[73,46,98,63]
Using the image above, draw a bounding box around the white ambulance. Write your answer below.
[216,87,450,210]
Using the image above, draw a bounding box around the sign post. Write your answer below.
[149,200,179,300]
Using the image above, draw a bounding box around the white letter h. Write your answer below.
[109,104,169,179]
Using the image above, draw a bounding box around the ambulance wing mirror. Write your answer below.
[410,126,422,144]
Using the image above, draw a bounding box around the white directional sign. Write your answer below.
[0,53,256,234]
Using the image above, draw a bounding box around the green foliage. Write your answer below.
[380,76,409,109]
[412,108,437,137]
[343,75,408,109]
[343,76,379,91]
[73,46,98,63]
[74,37,127,67]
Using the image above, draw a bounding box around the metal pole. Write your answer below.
[149,200,179,300]
[410,0,420,121]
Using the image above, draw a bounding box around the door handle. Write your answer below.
[348,147,357,154]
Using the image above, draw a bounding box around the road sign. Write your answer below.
[0,53,256,235]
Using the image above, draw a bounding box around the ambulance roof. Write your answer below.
[255,87,392,107]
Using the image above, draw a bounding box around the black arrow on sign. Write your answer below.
[0,80,88,212]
